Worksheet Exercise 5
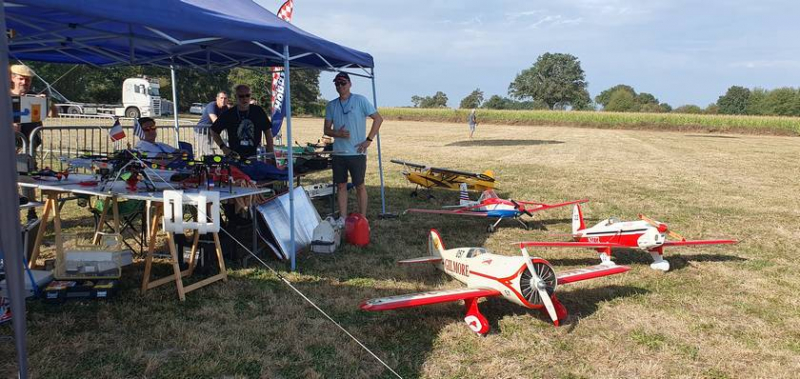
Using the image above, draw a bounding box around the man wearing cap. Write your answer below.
[10,64,57,147]
[323,72,383,222]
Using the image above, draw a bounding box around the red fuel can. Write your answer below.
[345,213,370,247]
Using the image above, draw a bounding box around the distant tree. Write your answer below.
[459,88,484,109]
[482,95,534,110]
[659,102,673,113]
[673,104,703,114]
[482,95,506,109]
[764,87,800,116]
[639,103,663,113]
[704,103,720,114]
[636,92,659,106]
[508,52,590,110]
[411,91,449,108]
[595,84,636,108]
[570,89,595,110]
[745,88,768,115]
[604,88,638,112]
[716,86,751,115]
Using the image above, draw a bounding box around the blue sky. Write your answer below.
[256,0,800,108]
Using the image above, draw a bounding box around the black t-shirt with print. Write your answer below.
[211,105,270,157]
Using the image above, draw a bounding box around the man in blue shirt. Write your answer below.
[323,72,383,221]
[196,91,229,155]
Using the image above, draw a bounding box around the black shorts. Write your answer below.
[332,155,366,185]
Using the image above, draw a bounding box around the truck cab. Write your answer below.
[120,77,161,118]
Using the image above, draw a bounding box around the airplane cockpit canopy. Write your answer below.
[466,248,487,258]
[478,190,499,202]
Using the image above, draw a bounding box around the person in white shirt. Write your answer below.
[134,117,179,157]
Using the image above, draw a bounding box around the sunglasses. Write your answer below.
[334,81,348,87]
[237,94,252,98]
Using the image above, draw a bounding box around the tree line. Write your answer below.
[24,62,325,115]
[410,52,800,117]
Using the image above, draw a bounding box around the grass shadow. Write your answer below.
[684,134,739,139]
[481,285,649,334]
[446,139,565,147]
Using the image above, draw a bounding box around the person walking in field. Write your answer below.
[468,108,478,138]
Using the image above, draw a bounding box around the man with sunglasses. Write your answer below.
[134,117,180,156]
[323,72,383,221]
[211,84,273,159]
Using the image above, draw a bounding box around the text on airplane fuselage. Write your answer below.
[443,259,469,277]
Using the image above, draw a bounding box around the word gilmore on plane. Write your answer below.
[521,205,738,271]
[360,230,630,335]
[390,159,497,198]
[404,183,588,232]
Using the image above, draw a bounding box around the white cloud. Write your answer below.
[730,60,800,69]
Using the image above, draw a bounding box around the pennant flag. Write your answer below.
[109,118,125,141]
[133,117,146,140]
[270,0,295,137]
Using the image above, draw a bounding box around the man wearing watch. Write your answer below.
[323,72,383,221]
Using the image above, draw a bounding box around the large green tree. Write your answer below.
[716,86,751,115]
[508,52,590,110]
[459,88,484,109]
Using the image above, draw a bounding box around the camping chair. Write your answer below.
[91,198,146,255]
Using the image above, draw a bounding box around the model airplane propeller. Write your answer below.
[360,229,630,335]
[519,205,738,271]
[404,183,588,232]
[391,159,497,198]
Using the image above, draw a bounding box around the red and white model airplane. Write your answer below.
[360,229,630,335]
[521,205,738,271]
[404,184,588,232]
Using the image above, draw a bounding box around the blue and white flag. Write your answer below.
[133,117,146,140]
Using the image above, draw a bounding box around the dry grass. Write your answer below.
[3,118,800,378]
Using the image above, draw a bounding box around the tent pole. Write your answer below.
[170,63,180,144]
[0,2,30,377]
[283,45,296,271]
[370,68,387,216]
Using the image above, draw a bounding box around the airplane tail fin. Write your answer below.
[429,229,446,257]
[572,204,586,235]
[459,183,471,206]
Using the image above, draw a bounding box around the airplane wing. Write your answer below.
[398,256,443,264]
[405,208,488,217]
[523,199,589,213]
[519,241,622,248]
[360,287,501,311]
[390,159,427,169]
[556,264,631,285]
[663,239,737,247]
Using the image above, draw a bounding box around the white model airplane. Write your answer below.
[521,205,738,271]
[360,230,630,335]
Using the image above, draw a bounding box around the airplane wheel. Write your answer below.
[487,225,495,233]
[523,222,530,230]
[410,191,418,198]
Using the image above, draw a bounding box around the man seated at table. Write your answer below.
[134,117,180,157]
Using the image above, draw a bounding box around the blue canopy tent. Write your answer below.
[2,0,388,376]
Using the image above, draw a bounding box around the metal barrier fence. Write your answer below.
[31,115,221,170]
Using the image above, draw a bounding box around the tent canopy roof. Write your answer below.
[5,0,374,72]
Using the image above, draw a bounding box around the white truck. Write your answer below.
[54,77,168,118]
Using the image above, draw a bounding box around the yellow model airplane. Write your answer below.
[391,159,497,198]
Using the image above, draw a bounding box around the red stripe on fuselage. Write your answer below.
[470,265,539,309]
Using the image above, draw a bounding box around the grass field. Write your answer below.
[379,107,800,136]
[3,118,800,378]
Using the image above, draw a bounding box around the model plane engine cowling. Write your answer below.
[518,260,557,306]
[637,227,666,250]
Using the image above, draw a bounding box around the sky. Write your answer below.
[255,0,800,108]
